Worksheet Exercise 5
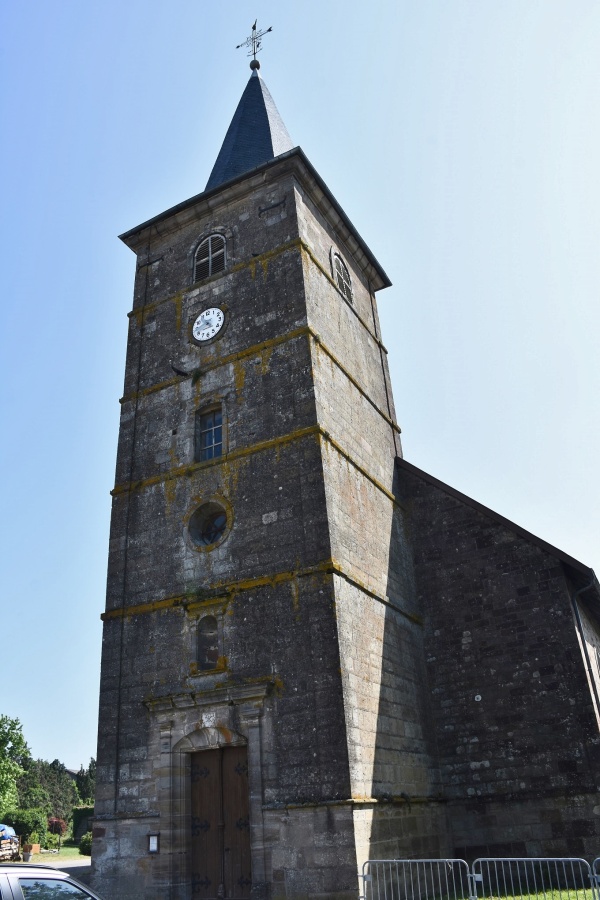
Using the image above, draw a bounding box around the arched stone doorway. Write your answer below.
[149,686,270,900]
[190,743,251,899]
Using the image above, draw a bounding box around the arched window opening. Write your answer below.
[194,234,226,282]
[195,406,223,462]
[197,616,219,671]
[333,252,352,303]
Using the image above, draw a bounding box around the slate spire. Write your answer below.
[205,65,293,191]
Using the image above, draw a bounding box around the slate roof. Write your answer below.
[205,70,293,191]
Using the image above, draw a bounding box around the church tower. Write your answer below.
[92,48,443,900]
[93,26,600,900]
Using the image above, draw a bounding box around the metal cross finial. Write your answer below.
[236,20,273,70]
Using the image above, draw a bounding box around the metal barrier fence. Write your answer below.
[361,858,600,900]
[362,859,470,900]
[472,858,596,900]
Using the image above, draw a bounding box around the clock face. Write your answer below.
[192,307,225,343]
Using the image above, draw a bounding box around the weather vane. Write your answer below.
[236,20,272,69]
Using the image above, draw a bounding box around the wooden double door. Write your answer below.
[190,746,252,899]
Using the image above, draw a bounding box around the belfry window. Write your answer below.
[333,252,352,303]
[194,234,226,282]
[197,616,219,671]
[195,406,223,462]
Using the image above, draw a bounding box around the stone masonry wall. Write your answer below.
[95,165,368,898]
[449,793,600,861]
[294,182,442,868]
[398,461,600,857]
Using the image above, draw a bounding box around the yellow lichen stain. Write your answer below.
[233,358,246,394]
[299,244,311,281]
[290,577,300,617]
[121,325,311,405]
[101,559,344,623]
[319,431,329,459]
[220,456,243,499]
[128,376,181,406]
[163,475,176,513]
[125,239,303,329]
[231,457,244,496]
[105,593,185,621]
[250,238,303,283]
[185,595,230,616]
[217,726,234,744]
[189,656,228,678]
[130,306,145,329]
[173,292,183,333]
[259,345,273,375]
[192,673,284,700]
[238,673,284,694]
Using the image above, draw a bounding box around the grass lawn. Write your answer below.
[31,842,89,861]
[366,894,597,900]
[479,895,596,900]
[368,893,598,900]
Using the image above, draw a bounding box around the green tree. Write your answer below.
[40,760,80,821]
[18,759,79,822]
[17,756,51,813]
[2,807,48,845]
[79,831,92,856]
[74,759,96,804]
[47,816,67,851]
[0,716,30,817]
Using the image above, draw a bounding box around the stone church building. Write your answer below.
[92,59,600,900]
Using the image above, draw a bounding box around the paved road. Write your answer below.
[28,854,92,886]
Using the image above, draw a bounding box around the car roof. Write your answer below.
[0,864,104,898]
[0,864,69,874]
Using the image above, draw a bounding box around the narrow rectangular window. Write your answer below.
[196,408,223,462]
[198,616,219,670]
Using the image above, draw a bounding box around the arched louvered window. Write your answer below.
[197,616,219,671]
[194,234,226,282]
[333,253,352,303]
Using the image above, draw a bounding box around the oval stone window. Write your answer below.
[188,502,228,548]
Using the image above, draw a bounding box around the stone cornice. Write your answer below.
[144,679,272,714]
[119,148,391,293]
[101,557,422,628]
[111,425,401,511]
[124,238,388,360]
[119,324,399,438]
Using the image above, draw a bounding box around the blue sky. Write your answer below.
[1,1,599,768]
